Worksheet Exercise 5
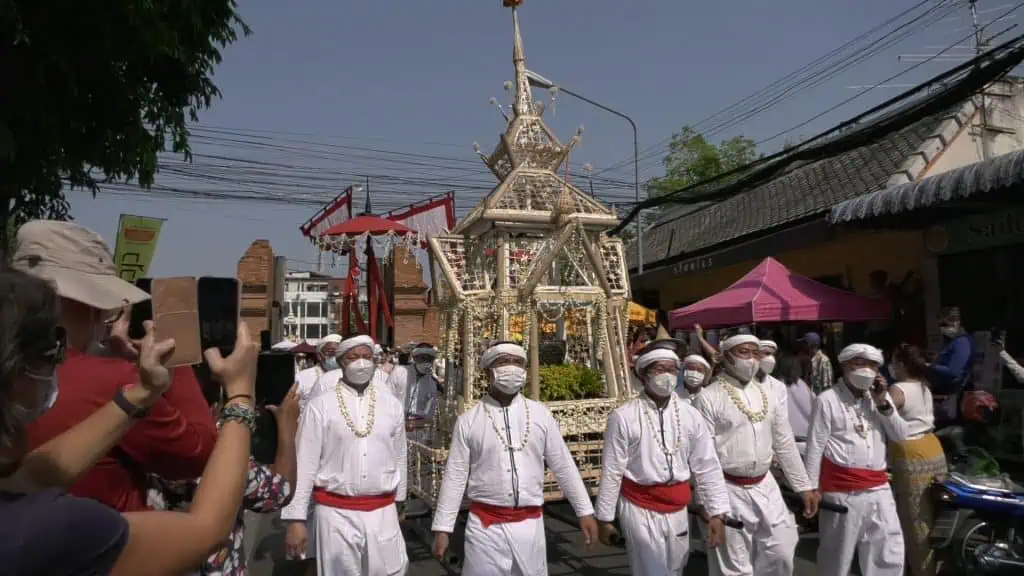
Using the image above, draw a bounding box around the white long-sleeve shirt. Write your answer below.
[692,373,812,493]
[295,365,324,414]
[281,382,407,521]
[431,394,594,533]
[804,382,911,491]
[595,394,731,523]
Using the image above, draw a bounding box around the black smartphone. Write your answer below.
[127,278,153,340]
[254,352,296,407]
[197,277,239,355]
[251,409,278,465]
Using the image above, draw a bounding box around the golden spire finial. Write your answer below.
[508,2,533,117]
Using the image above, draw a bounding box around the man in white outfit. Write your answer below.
[805,343,910,576]
[431,341,599,575]
[387,342,439,421]
[597,344,731,575]
[676,353,712,402]
[283,334,409,575]
[692,334,819,576]
[295,333,342,411]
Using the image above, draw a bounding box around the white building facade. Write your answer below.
[282,271,340,344]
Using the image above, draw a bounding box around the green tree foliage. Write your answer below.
[0,1,250,249]
[646,126,760,200]
[539,364,604,401]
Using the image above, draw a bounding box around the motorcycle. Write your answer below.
[930,426,1024,574]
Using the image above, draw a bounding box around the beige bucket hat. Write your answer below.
[11,220,151,310]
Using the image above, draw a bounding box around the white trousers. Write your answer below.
[618,498,691,576]
[462,512,546,576]
[817,487,905,576]
[313,503,408,576]
[708,474,799,576]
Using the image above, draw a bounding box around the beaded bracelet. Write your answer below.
[219,401,258,431]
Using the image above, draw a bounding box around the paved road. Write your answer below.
[246,502,822,575]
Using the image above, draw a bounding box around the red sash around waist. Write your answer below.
[312,487,396,511]
[723,473,766,486]
[819,458,889,493]
[470,501,544,528]
[620,477,693,513]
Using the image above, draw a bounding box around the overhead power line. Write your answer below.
[610,26,1024,235]
[594,0,959,179]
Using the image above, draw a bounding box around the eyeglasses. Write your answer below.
[646,365,678,376]
[30,326,67,370]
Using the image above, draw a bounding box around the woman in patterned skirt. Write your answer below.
[887,343,948,576]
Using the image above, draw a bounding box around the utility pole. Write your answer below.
[970,0,993,160]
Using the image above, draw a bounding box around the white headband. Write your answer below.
[759,339,778,353]
[318,333,343,351]
[481,342,526,369]
[721,334,760,352]
[636,348,680,375]
[338,335,374,357]
[683,354,711,370]
[838,343,883,365]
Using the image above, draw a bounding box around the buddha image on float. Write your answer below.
[406,4,636,510]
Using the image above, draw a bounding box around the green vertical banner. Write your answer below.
[113,214,165,282]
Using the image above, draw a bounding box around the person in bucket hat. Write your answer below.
[11,220,150,315]
[14,219,218,513]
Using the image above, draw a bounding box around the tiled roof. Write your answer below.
[630,109,952,269]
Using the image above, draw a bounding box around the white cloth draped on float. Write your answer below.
[431,394,593,575]
[692,371,811,576]
[805,382,911,576]
[281,381,409,576]
[596,394,730,575]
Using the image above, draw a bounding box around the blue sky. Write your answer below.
[68,0,1010,276]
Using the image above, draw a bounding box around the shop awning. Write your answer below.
[829,149,1024,223]
[628,302,657,326]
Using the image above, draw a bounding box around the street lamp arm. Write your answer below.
[558,87,637,133]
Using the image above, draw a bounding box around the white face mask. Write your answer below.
[415,361,433,375]
[13,372,60,423]
[682,370,705,388]
[940,326,959,339]
[491,365,526,395]
[343,358,374,385]
[760,356,777,375]
[846,367,877,391]
[728,357,759,382]
[647,373,676,397]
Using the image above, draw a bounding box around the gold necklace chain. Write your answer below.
[336,383,377,438]
[484,399,531,452]
[641,395,682,456]
[838,383,870,438]
[722,378,770,423]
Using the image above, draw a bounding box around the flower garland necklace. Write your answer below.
[335,381,377,438]
[722,377,770,423]
[484,398,531,452]
[642,394,682,456]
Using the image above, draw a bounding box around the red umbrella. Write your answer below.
[319,214,416,342]
[321,214,414,238]
[291,342,317,355]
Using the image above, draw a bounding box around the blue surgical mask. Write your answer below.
[13,372,60,423]
[322,357,339,371]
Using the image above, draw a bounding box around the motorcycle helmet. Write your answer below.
[961,390,999,424]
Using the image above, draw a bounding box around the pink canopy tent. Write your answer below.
[668,257,891,330]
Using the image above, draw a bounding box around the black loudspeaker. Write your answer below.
[260,330,271,351]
